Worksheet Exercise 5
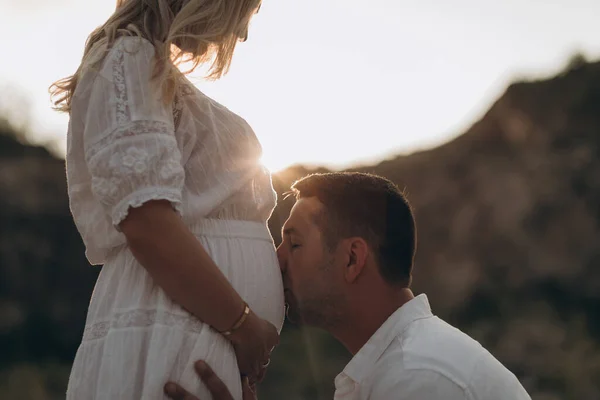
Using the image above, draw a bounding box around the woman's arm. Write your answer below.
[120,200,278,379]
[120,200,245,332]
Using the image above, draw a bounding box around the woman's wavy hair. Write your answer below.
[50,0,261,112]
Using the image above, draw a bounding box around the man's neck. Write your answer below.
[330,288,414,355]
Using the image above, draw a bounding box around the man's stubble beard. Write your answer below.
[296,254,347,330]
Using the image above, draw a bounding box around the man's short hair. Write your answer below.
[290,172,416,287]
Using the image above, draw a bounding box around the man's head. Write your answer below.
[277,172,416,328]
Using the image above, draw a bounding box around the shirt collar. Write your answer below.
[338,294,433,385]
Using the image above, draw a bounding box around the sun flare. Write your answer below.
[259,152,290,174]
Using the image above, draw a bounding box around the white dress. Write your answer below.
[65,36,285,399]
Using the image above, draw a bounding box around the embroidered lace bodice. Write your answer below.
[66,36,276,264]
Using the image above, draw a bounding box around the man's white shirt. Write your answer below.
[334,294,531,400]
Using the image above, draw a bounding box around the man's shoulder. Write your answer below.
[380,315,486,369]
[368,359,468,400]
[373,326,468,386]
[369,316,530,399]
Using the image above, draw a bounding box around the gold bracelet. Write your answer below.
[221,303,250,336]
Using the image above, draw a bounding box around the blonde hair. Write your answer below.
[50,0,261,113]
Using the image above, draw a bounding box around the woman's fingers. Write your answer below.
[242,376,258,400]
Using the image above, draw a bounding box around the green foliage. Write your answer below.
[0,363,71,400]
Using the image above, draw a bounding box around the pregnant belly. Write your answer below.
[189,219,285,331]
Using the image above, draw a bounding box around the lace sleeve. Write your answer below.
[83,37,184,228]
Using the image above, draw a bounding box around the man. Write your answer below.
[165,172,531,399]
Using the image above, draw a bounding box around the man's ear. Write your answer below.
[344,238,369,283]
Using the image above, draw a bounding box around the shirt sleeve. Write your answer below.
[369,368,468,400]
[82,38,185,228]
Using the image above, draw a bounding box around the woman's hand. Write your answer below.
[227,310,278,383]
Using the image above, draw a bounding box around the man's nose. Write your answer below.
[276,245,287,272]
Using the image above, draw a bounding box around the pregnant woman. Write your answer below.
[50,0,284,398]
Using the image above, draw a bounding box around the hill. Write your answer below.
[1,59,599,399]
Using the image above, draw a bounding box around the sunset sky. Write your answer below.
[1,0,599,171]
